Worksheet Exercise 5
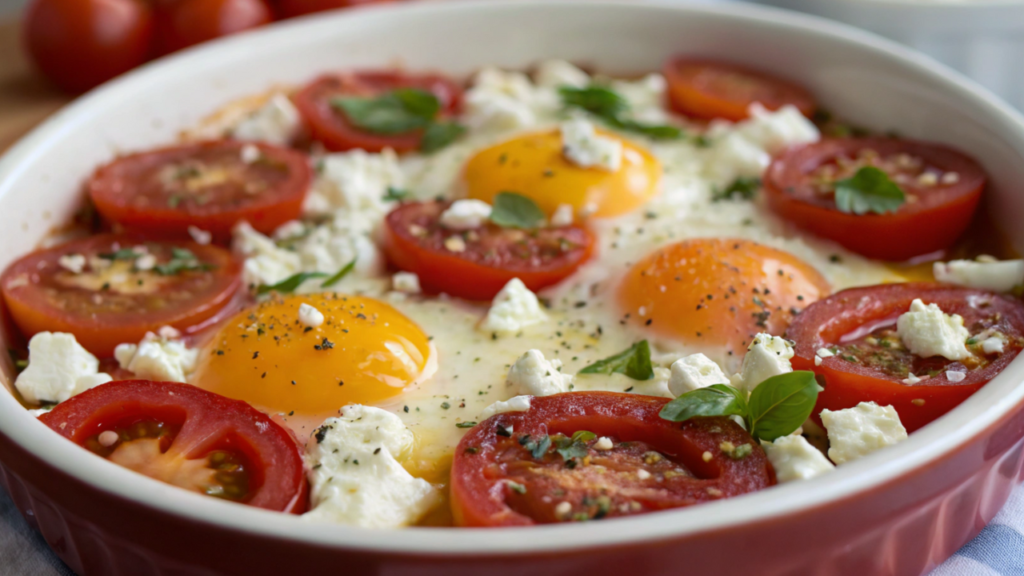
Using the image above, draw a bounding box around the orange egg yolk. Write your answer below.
[462,128,661,218]
[619,238,830,356]
[191,293,431,417]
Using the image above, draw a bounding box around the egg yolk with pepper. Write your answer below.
[619,238,830,356]
[462,128,661,218]
[191,293,432,417]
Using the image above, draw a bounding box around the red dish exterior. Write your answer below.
[2,399,1023,576]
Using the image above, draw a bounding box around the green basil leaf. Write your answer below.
[554,436,590,461]
[520,435,552,460]
[383,187,410,202]
[571,430,596,443]
[606,116,683,140]
[659,384,748,422]
[99,248,141,261]
[321,258,357,288]
[747,371,823,442]
[420,121,465,153]
[256,271,328,295]
[579,340,655,381]
[489,191,546,229]
[712,177,760,202]
[559,85,629,118]
[834,166,905,215]
[331,88,438,135]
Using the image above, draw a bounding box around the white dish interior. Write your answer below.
[2,0,1024,554]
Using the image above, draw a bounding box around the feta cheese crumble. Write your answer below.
[933,258,1024,293]
[230,93,302,146]
[896,299,970,361]
[479,395,532,421]
[981,336,1006,355]
[506,349,574,396]
[15,332,112,405]
[114,328,198,383]
[534,59,590,89]
[550,203,575,227]
[303,405,440,528]
[667,353,730,396]
[731,333,794,393]
[188,226,212,245]
[820,402,908,465]
[593,437,614,451]
[560,117,623,171]
[57,253,86,274]
[481,278,548,334]
[462,68,541,132]
[298,303,325,328]
[439,199,492,230]
[392,272,421,294]
[762,435,834,483]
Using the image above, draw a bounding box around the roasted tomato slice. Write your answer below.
[764,138,986,261]
[663,57,816,121]
[292,71,463,153]
[382,200,596,301]
[786,283,1024,432]
[39,380,307,512]
[87,140,312,239]
[0,234,241,356]
[451,392,775,527]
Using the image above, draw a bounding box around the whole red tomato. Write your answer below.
[23,0,155,93]
[276,0,393,19]
[155,0,273,54]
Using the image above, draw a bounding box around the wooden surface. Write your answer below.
[0,18,71,152]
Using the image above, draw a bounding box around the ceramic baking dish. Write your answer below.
[2,1,1024,574]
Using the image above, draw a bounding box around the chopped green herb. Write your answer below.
[507,481,527,494]
[489,192,546,229]
[559,85,681,140]
[321,258,357,288]
[834,167,905,215]
[154,248,215,276]
[99,248,140,261]
[554,434,591,461]
[712,177,760,202]
[256,271,328,295]
[383,186,410,202]
[579,340,655,380]
[421,121,466,153]
[571,430,597,443]
[520,434,552,459]
[455,421,478,429]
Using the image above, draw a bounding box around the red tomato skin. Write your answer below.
[39,379,308,513]
[382,201,596,301]
[0,234,242,357]
[23,0,155,93]
[155,0,273,55]
[451,392,775,527]
[786,283,1024,432]
[764,139,985,261]
[276,0,394,19]
[292,72,463,153]
[87,140,312,239]
[663,57,816,122]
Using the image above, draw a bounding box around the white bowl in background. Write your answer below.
[756,0,1024,110]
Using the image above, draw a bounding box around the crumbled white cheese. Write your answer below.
[946,370,966,383]
[534,59,590,88]
[762,435,834,483]
[240,144,261,164]
[303,405,440,528]
[550,203,575,227]
[933,259,1024,293]
[15,332,112,405]
[298,303,325,328]
[560,117,622,171]
[439,199,492,230]
[392,272,421,294]
[735,103,820,154]
[593,437,614,451]
[506,349,574,396]
[667,353,730,396]
[304,148,403,219]
[57,253,86,274]
[188,226,212,245]
[903,373,927,385]
[814,347,835,367]
[481,278,548,334]
[896,299,970,361]
[705,103,819,183]
[820,402,908,465]
[731,333,795,393]
[981,336,1006,355]
[114,330,198,383]
[98,430,119,447]
[230,94,302,146]
[479,395,532,421]
[273,220,307,241]
[134,254,157,271]
[233,221,302,286]
[462,68,541,132]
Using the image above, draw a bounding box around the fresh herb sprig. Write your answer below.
[712,177,761,203]
[255,259,357,295]
[154,248,215,276]
[489,192,546,229]
[834,166,905,215]
[579,340,655,381]
[559,85,681,140]
[332,88,464,153]
[659,371,823,442]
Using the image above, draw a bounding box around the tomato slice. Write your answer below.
[786,283,1024,432]
[87,140,312,239]
[0,233,241,357]
[292,71,463,153]
[451,392,775,527]
[663,57,816,121]
[382,200,596,301]
[39,380,307,512]
[764,138,986,261]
